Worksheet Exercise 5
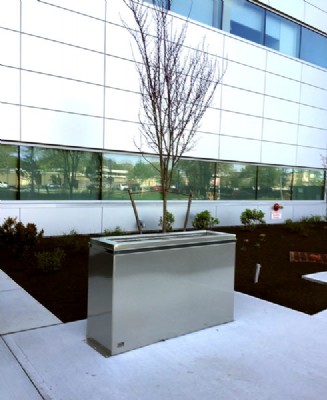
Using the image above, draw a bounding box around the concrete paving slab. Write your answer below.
[5,293,327,400]
[314,309,327,319]
[302,271,327,285]
[0,337,43,400]
[0,269,20,291]
[0,270,61,335]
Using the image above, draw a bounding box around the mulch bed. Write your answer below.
[2,222,327,322]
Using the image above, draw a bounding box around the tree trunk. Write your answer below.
[183,191,193,231]
[162,188,167,233]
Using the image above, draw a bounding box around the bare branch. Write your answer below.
[122,0,225,231]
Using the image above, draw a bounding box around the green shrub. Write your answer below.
[240,209,265,231]
[58,229,85,252]
[103,226,125,236]
[192,210,219,230]
[159,211,175,232]
[0,217,44,256]
[35,248,66,272]
[299,215,322,223]
[285,216,320,236]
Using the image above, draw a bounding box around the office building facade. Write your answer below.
[0,0,326,234]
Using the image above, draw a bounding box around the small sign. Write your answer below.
[271,211,282,220]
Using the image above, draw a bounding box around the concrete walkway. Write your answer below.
[1,269,327,400]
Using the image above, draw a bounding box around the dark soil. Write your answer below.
[2,223,327,322]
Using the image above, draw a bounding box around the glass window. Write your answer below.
[257,166,292,200]
[265,12,300,57]
[223,0,264,45]
[0,144,18,200]
[300,28,327,69]
[102,153,162,200]
[19,147,101,200]
[170,0,222,28]
[218,163,256,200]
[292,169,324,200]
[178,160,216,200]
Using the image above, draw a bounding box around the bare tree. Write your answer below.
[122,0,225,231]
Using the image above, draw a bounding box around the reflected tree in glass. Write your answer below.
[178,160,215,200]
[85,153,102,199]
[0,144,18,200]
[20,147,42,195]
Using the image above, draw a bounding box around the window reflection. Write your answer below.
[292,169,324,200]
[147,0,327,70]
[218,163,256,200]
[257,166,292,200]
[19,147,101,200]
[0,144,18,200]
[2,145,325,202]
[300,28,327,69]
[177,160,216,200]
[171,0,222,28]
[102,153,162,200]
[265,12,300,57]
[223,0,264,45]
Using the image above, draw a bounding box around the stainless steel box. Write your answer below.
[87,231,236,356]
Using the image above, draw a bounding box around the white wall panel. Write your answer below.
[46,0,106,19]
[184,132,219,160]
[2,200,325,236]
[261,142,296,165]
[106,23,140,62]
[197,107,220,135]
[105,89,140,122]
[21,107,103,148]
[0,0,20,30]
[266,52,302,81]
[265,74,301,102]
[0,29,20,68]
[106,57,139,92]
[220,111,262,140]
[296,146,326,168]
[20,205,103,236]
[219,136,261,163]
[301,64,327,90]
[264,97,299,124]
[262,119,298,145]
[299,105,327,129]
[22,0,105,52]
[104,119,141,153]
[107,0,136,25]
[222,86,264,116]
[22,72,104,117]
[301,84,327,108]
[0,66,20,104]
[306,0,327,13]
[22,36,105,85]
[0,103,20,141]
[304,2,327,33]
[224,36,266,69]
[102,202,138,232]
[182,20,225,57]
[298,126,327,148]
[223,62,265,93]
[265,0,305,22]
